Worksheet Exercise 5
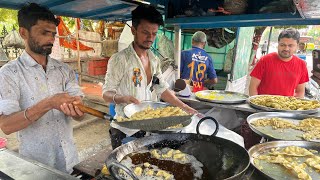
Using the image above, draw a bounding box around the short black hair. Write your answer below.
[278,28,300,43]
[131,5,164,28]
[18,3,60,30]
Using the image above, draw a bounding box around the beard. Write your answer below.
[137,42,151,50]
[134,34,153,50]
[28,36,53,55]
[278,50,292,59]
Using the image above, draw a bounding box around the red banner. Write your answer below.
[57,16,94,51]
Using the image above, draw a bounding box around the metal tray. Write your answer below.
[124,101,169,118]
[118,101,192,131]
[247,95,320,114]
[247,112,320,141]
[249,141,320,180]
[114,115,193,131]
[195,90,248,104]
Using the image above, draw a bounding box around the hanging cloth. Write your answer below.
[95,20,105,38]
[57,16,94,51]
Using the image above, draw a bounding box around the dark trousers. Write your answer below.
[109,127,146,149]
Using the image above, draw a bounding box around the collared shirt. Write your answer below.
[0,51,83,173]
[102,43,169,135]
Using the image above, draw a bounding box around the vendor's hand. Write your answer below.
[119,95,140,104]
[61,101,84,118]
[182,104,198,114]
[50,93,77,110]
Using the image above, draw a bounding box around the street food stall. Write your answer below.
[0,0,320,180]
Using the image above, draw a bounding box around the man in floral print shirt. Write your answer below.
[103,5,197,149]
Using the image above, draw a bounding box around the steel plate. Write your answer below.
[124,101,169,118]
[247,95,320,114]
[249,141,320,180]
[114,115,193,131]
[195,90,248,104]
[247,112,320,141]
[120,101,192,131]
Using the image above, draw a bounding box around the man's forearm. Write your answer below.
[0,97,53,135]
[103,91,134,104]
[102,91,115,104]
[294,91,305,98]
[160,90,187,109]
[249,90,258,96]
[204,78,218,85]
[294,84,306,98]
[249,86,258,96]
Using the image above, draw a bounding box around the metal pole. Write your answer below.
[230,27,240,82]
[174,25,181,79]
[267,27,273,54]
[75,18,82,85]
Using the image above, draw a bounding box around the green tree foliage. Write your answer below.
[307,28,320,44]
[273,25,308,30]
[261,28,281,42]
[261,25,308,43]
[0,8,18,33]
[0,8,96,36]
[61,16,94,32]
[62,16,75,31]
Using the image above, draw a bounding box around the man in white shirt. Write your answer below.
[0,3,84,173]
[102,5,196,149]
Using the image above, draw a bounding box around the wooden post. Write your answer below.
[75,18,82,85]
[174,25,181,80]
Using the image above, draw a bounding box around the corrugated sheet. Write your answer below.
[0,0,165,21]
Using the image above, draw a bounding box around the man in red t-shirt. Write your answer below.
[249,28,309,98]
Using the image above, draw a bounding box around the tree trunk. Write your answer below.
[250,27,267,65]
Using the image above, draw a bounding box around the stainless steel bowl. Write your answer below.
[249,141,320,180]
[247,95,320,114]
[124,101,169,118]
[247,112,319,141]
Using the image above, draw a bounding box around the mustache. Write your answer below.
[43,44,53,47]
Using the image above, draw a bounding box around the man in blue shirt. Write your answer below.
[180,31,218,90]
